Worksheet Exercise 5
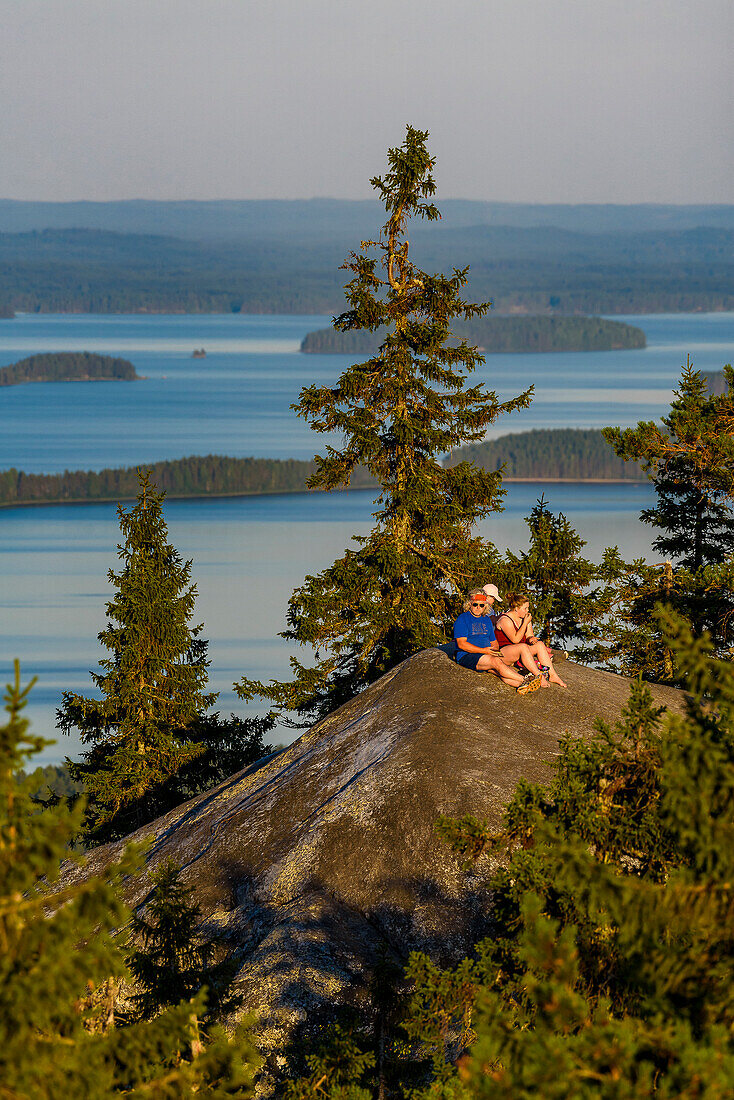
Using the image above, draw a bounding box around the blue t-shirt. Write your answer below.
[453,611,496,658]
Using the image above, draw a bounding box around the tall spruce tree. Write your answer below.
[2,662,259,1098]
[236,126,530,722]
[58,470,217,843]
[602,362,734,666]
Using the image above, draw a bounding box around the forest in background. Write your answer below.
[302,315,645,354]
[0,429,652,507]
[0,197,732,316]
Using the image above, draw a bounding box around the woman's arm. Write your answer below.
[496,614,526,644]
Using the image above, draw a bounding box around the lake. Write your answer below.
[1,311,733,472]
[1,311,733,763]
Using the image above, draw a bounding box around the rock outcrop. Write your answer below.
[61,650,686,1054]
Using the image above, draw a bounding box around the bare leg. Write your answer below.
[529,641,567,687]
[476,653,524,685]
[498,643,538,675]
[477,654,541,692]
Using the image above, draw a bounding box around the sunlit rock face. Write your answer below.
[62,649,686,1055]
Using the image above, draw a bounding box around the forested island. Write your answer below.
[0,351,139,386]
[301,315,646,355]
[0,430,649,507]
[449,428,646,480]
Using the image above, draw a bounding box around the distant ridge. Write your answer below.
[1,199,733,239]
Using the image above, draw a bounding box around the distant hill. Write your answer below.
[0,198,732,239]
[0,223,732,315]
[0,351,139,386]
[301,316,646,355]
[0,455,376,508]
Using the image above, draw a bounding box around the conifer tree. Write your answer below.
[1,662,259,1098]
[58,469,217,843]
[129,859,240,1022]
[237,126,531,721]
[402,612,734,1096]
[604,363,734,645]
[501,495,617,651]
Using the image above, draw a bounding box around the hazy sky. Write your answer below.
[2,0,732,203]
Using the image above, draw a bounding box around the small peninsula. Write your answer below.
[0,429,648,508]
[301,315,646,355]
[0,351,139,387]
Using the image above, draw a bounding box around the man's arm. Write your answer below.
[456,637,500,654]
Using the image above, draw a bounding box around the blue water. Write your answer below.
[1,311,732,764]
[2,311,733,473]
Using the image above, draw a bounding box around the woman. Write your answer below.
[494,592,568,687]
[453,589,542,695]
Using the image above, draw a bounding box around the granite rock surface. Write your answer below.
[60,649,687,1053]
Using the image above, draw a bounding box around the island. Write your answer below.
[192,348,207,358]
[301,315,646,355]
[0,430,649,508]
[0,351,140,387]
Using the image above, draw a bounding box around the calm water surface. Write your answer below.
[1,311,732,763]
[3,482,654,764]
[1,311,733,472]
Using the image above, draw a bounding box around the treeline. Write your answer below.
[0,455,378,507]
[0,431,651,507]
[449,428,646,480]
[0,351,138,386]
[1,226,732,316]
[301,315,646,355]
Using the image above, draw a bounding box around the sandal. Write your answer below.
[517,673,543,695]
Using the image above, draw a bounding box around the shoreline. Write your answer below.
[0,477,648,512]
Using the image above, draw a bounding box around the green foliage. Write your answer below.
[128,860,240,1022]
[58,470,219,843]
[1,662,259,1098]
[404,612,734,1096]
[499,495,619,649]
[236,125,531,722]
[283,1023,375,1099]
[601,362,734,675]
[604,363,734,573]
[15,760,84,799]
[301,315,646,356]
[0,351,138,386]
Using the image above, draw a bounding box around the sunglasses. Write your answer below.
[471,601,487,607]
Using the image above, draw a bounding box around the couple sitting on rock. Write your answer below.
[453,585,567,694]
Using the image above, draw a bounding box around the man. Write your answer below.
[453,589,542,695]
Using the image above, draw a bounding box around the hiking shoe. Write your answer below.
[517,673,542,695]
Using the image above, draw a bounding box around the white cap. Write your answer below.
[482,583,502,602]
